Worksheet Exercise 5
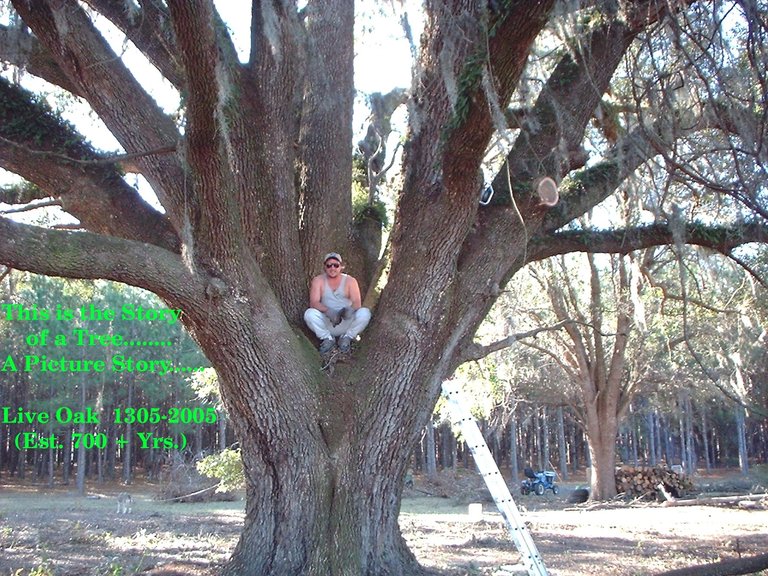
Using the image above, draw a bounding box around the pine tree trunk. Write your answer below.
[735,405,749,475]
[661,415,674,465]
[123,380,132,485]
[62,428,71,484]
[76,374,86,495]
[701,408,711,472]
[47,422,54,487]
[450,429,458,473]
[105,426,115,481]
[218,414,227,452]
[557,406,568,480]
[17,443,25,479]
[678,397,687,469]
[631,418,639,466]
[534,407,543,470]
[542,406,551,470]
[439,421,456,469]
[684,395,696,474]
[646,411,657,466]
[509,412,519,481]
[425,421,437,480]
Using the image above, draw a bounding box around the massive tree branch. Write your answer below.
[528,221,768,262]
[495,14,640,206]
[486,0,679,210]
[447,1,730,375]
[446,9,645,372]
[222,0,308,319]
[539,98,768,235]
[0,77,179,251]
[0,216,202,305]
[297,0,355,287]
[81,0,184,90]
[441,0,555,186]
[10,0,186,231]
[2,198,61,214]
[166,0,241,266]
[0,24,83,96]
[354,1,556,474]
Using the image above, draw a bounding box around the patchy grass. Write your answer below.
[1,470,767,575]
[0,484,241,576]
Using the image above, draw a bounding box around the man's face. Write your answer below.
[324,259,342,277]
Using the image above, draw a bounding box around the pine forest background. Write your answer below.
[2,260,766,491]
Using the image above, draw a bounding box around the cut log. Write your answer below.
[615,466,694,500]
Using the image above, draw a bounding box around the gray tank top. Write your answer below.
[322,275,351,309]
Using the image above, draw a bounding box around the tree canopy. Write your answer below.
[0,1,766,574]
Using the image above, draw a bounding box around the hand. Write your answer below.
[326,308,342,325]
[340,307,354,320]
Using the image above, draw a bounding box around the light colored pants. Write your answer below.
[304,307,371,340]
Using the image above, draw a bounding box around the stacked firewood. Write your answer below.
[615,465,694,499]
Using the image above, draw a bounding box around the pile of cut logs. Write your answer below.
[615,465,694,499]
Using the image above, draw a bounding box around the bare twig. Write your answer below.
[0,135,176,167]
[460,319,575,363]
[727,252,768,289]
[1,199,61,214]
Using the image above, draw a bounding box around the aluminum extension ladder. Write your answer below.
[442,380,549,576]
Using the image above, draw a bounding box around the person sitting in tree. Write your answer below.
[304,252,372,354]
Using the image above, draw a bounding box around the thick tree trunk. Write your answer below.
[223,441,421,576]
[3,0,746,573]
[586,405,620,500]
[180,291,432,576]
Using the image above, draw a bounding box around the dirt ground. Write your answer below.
[1,469,767,576]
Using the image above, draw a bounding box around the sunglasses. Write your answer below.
[325,262,340,269]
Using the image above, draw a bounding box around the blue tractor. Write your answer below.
[520,467,559,496]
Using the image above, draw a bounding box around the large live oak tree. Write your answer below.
[0,0,766,573]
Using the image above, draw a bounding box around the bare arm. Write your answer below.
[347,277,362,310]
[308,276,328,312]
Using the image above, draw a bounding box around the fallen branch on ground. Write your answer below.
[658,487,768,508]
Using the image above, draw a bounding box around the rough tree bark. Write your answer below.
[0,0,766,574]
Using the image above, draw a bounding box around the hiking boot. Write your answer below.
[338,335,352,353]
[319,338,336,354]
